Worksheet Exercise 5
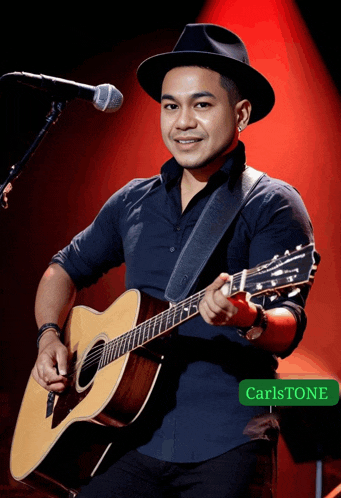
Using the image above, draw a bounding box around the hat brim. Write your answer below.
[137,51,275,123]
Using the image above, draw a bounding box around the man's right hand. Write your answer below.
[33,263,77,392]
[32,330,69,392]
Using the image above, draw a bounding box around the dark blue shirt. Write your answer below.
[52,142,314,462]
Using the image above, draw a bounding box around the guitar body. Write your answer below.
[10,289,168,497]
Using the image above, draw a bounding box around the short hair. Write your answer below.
[219,74,243,107]
[191,65,243,106]
[166,65,243,107]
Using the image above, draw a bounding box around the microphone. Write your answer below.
[0,72,123,112]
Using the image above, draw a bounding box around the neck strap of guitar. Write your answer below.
[164,166,265,303]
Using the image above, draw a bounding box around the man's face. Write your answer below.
[161,66,239,169]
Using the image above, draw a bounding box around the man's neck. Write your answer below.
[182,154,226,184]
[180,155,226,211]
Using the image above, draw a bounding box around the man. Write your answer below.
[33,24,313,497]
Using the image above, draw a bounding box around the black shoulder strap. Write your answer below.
[164,167,265,303]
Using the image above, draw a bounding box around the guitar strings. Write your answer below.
[67,267,270,377]
[68,288,207,377]
[65,250,308,378]
[70,272,275,378]
[67,297,198,376]
[66,266,270,377]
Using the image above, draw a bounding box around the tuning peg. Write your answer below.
[288,287,301,297]
[264,290,278,297]
[272,254,279,260]
[296,244,302,250]
[284,250,290,256]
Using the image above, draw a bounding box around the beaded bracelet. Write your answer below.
[37,323,62,348]
[245,305,268,340]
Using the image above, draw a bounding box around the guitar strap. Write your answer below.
[164,166,265,303]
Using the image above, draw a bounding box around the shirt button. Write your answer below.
[176,226,181,231]
[170,247,176,252]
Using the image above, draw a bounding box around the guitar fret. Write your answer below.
[159,313,168,335]
[135,323,141,346]
[173,302,183,324]
[147,320,153,340]
[230,275,240,294]
[239,270,247,291]
[148,316,157,340]
[122,331,130,353]
[141,321,148,344]
[166,310,175,329]
[133,324,141,348]
[108,339,117,364]
[129,330,136,350]
[130,330,136,347]
[181,302,190,321]
[117,335,126,358]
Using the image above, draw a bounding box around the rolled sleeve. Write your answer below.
[247,180,315,357]
[51,188,126,290]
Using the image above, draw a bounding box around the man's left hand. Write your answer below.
[199,273,258,327]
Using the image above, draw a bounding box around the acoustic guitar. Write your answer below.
[10,243,318,497]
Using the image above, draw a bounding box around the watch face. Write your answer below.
[246,327,264,341]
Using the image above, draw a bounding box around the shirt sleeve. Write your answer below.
[50,185,127,290]
[247,180,315,358]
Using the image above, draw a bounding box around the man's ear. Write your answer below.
[235,100,252,131]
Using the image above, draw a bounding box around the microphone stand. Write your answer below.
[0,99,67,209]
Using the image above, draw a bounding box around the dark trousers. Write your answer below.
[77,440,275,498]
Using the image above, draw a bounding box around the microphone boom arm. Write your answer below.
[0,99,66,209]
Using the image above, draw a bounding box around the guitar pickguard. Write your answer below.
[51,350,93,429]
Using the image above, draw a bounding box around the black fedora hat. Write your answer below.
[137,23,275,123]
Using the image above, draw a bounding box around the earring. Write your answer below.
[238,126,242,132]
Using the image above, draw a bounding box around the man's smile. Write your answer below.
[174,137,203,144]
[173,137,205,151]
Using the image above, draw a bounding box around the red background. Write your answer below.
[1,1,341,496]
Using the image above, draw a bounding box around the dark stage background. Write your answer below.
[1,1,341,497]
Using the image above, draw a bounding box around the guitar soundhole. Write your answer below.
[78,339,105,389]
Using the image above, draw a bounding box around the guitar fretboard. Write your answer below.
[95,243,315,370]
[98,289,206,369]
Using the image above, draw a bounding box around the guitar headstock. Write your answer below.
[241,243,320,298]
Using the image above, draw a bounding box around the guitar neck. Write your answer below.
[99,288,206,369]
[98,242,318,370]
[99,270,249,369]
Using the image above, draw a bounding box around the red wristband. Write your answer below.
[225,293,259,328]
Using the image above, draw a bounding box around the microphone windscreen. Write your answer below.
[93,84,123,112]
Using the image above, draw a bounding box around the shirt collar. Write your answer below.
[160,141,247,189]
